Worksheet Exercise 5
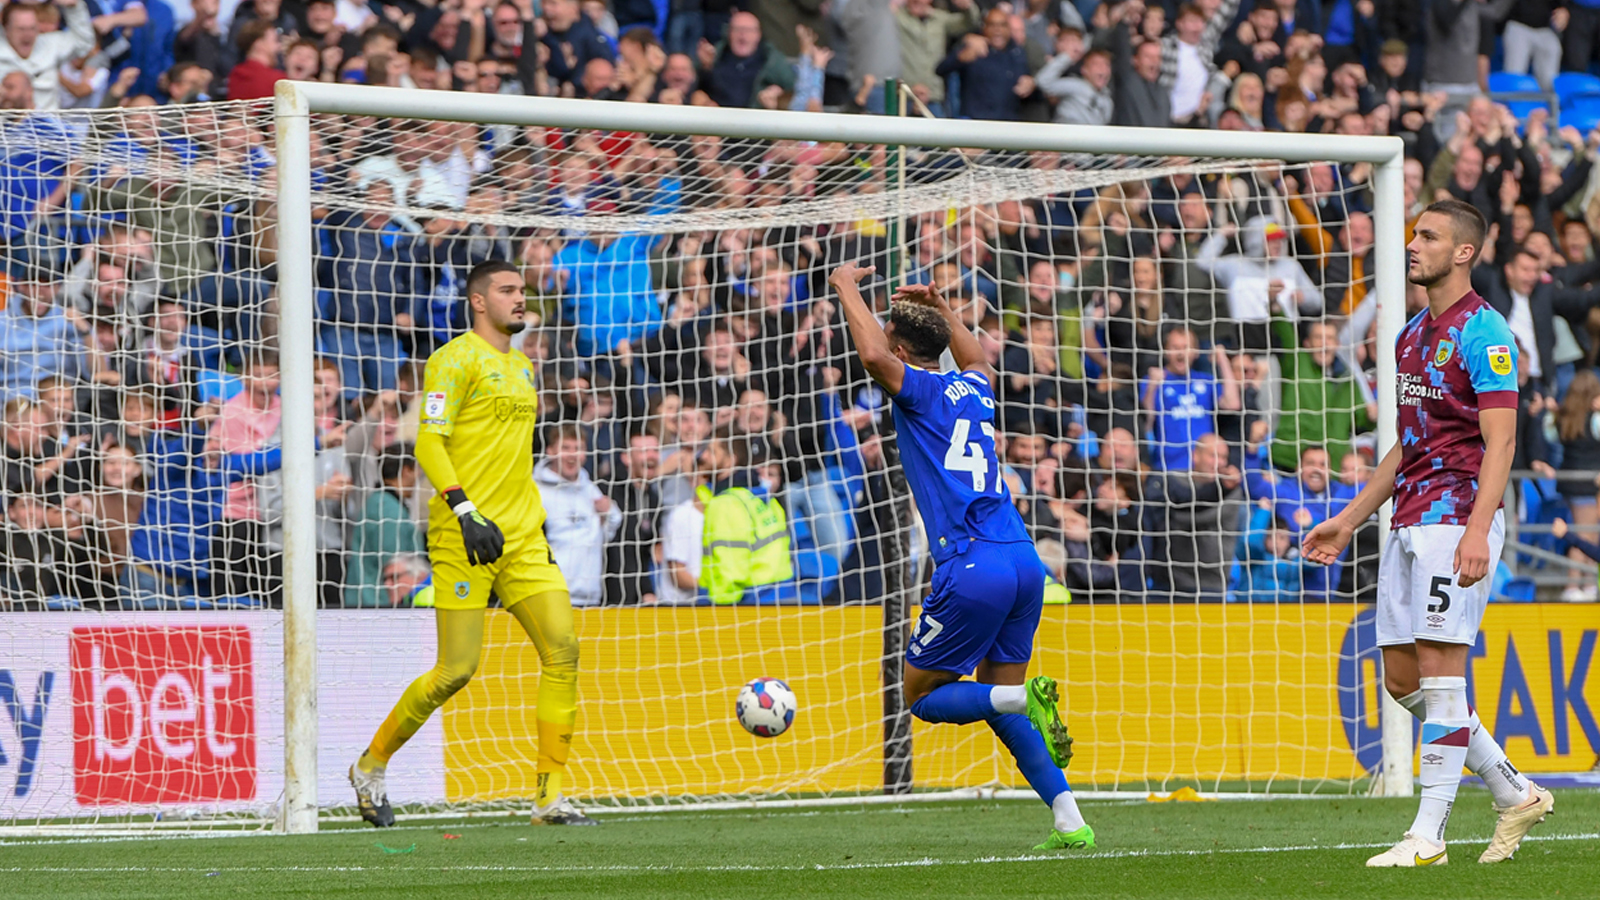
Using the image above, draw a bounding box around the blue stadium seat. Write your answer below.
[1489,72,1551,123]
[745,582,804,605]
[794,548,840,606]
[1489,72,1541,94]
[1554,72,1600,108]
[1495,577,1538,603]
[1563,94,1600,134]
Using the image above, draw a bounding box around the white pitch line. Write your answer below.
[2,831,1596,876]
[0,805,1002,847]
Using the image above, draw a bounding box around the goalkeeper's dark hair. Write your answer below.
[466,259,522,303]
[886,302,951,366]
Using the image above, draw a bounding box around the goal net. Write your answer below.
[0,92,1404,830]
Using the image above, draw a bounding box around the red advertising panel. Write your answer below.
[71,626,256,804]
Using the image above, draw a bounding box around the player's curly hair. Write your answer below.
[886,302,950,365]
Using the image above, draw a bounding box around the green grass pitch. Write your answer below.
[2,791,1595,899]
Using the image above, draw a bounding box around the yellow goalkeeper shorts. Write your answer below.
[428,527,570,610]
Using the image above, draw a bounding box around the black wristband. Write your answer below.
[443,487,470,509]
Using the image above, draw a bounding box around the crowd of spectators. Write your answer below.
[5,0,1600,608]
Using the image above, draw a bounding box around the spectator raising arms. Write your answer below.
[0,0,95,111]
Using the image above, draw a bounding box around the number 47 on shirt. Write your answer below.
[944,419,1003,495]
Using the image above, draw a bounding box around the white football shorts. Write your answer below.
[1375,510,1505,647]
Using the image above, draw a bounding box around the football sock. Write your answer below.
[909,681,997,724]
[990,684,1027,715]
[368,608,484,764]
[1051,789,1087,833]
[509,593,579,810]
[1392,688,1528,808]
[989,714,1072,814]
[1410,676,1471,845]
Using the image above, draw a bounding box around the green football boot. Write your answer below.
[1026,675,1074,768]
[1034,824,1096,851]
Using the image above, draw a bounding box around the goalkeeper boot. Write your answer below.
[1480,782,1555,863]
[1034,824,1095,852]
[1026,676,1074,769]
[1365,832,1447,867]
[533,796,598,826]
[349,762,395,828]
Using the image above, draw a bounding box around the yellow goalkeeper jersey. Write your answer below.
[420,331,546,540]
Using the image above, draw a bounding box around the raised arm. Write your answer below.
[1212,345,1242,411]
[831,262,905,395]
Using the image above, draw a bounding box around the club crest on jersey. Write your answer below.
[455,581,471,599]
[1487,345,1513,376]
[1433,340,1453,366]
[523,368,535,387]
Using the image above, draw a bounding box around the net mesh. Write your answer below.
[0,98,1387,827]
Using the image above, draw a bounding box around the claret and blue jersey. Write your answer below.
[891,365,1041,676]
[1393,290,1519,528]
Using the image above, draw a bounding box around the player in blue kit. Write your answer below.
[829,261,1093,851]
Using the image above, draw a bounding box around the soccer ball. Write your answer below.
[735,677,797,737]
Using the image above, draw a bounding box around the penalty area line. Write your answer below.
[2,831,1596,876]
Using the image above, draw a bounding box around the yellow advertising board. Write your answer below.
[442,604,1600,801]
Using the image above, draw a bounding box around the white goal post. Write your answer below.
[268,82,1413,834]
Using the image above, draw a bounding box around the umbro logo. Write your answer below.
[1422,753,1444,765]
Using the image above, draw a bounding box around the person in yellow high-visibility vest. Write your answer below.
[697,438,792,604]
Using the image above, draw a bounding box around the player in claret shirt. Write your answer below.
[830,262,1091,852]
[1304,200,1553,867]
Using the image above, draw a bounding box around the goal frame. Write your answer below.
[271,81,1412,834]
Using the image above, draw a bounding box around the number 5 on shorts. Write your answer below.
[1428,575,1451,613]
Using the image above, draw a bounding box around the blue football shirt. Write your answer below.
[891,366,1033,564]
[1145,369,1219,471]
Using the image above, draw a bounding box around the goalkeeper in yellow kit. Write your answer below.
[349,260,593,827]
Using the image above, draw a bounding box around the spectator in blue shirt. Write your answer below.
[935,7,1036,121]
[0,255,84,402]
[123,421,285,607]
[1242,443,1358,597]
[316,180,423,396]
[539,0,616,92]
[102,0,173,101]
[1142,325,1241,472]
[1236,507,1311,603]
[552,167,681,356]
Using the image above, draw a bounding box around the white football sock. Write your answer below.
[1409,677,1471,846]
[1392,688,1528,808]
[990,684,1027,716]
[1051,790,1085,832]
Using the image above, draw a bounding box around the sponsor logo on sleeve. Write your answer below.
[423,391,447,421]
[1487,345,1513,376]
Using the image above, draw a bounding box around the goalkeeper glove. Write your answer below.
[445,488,505,566]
